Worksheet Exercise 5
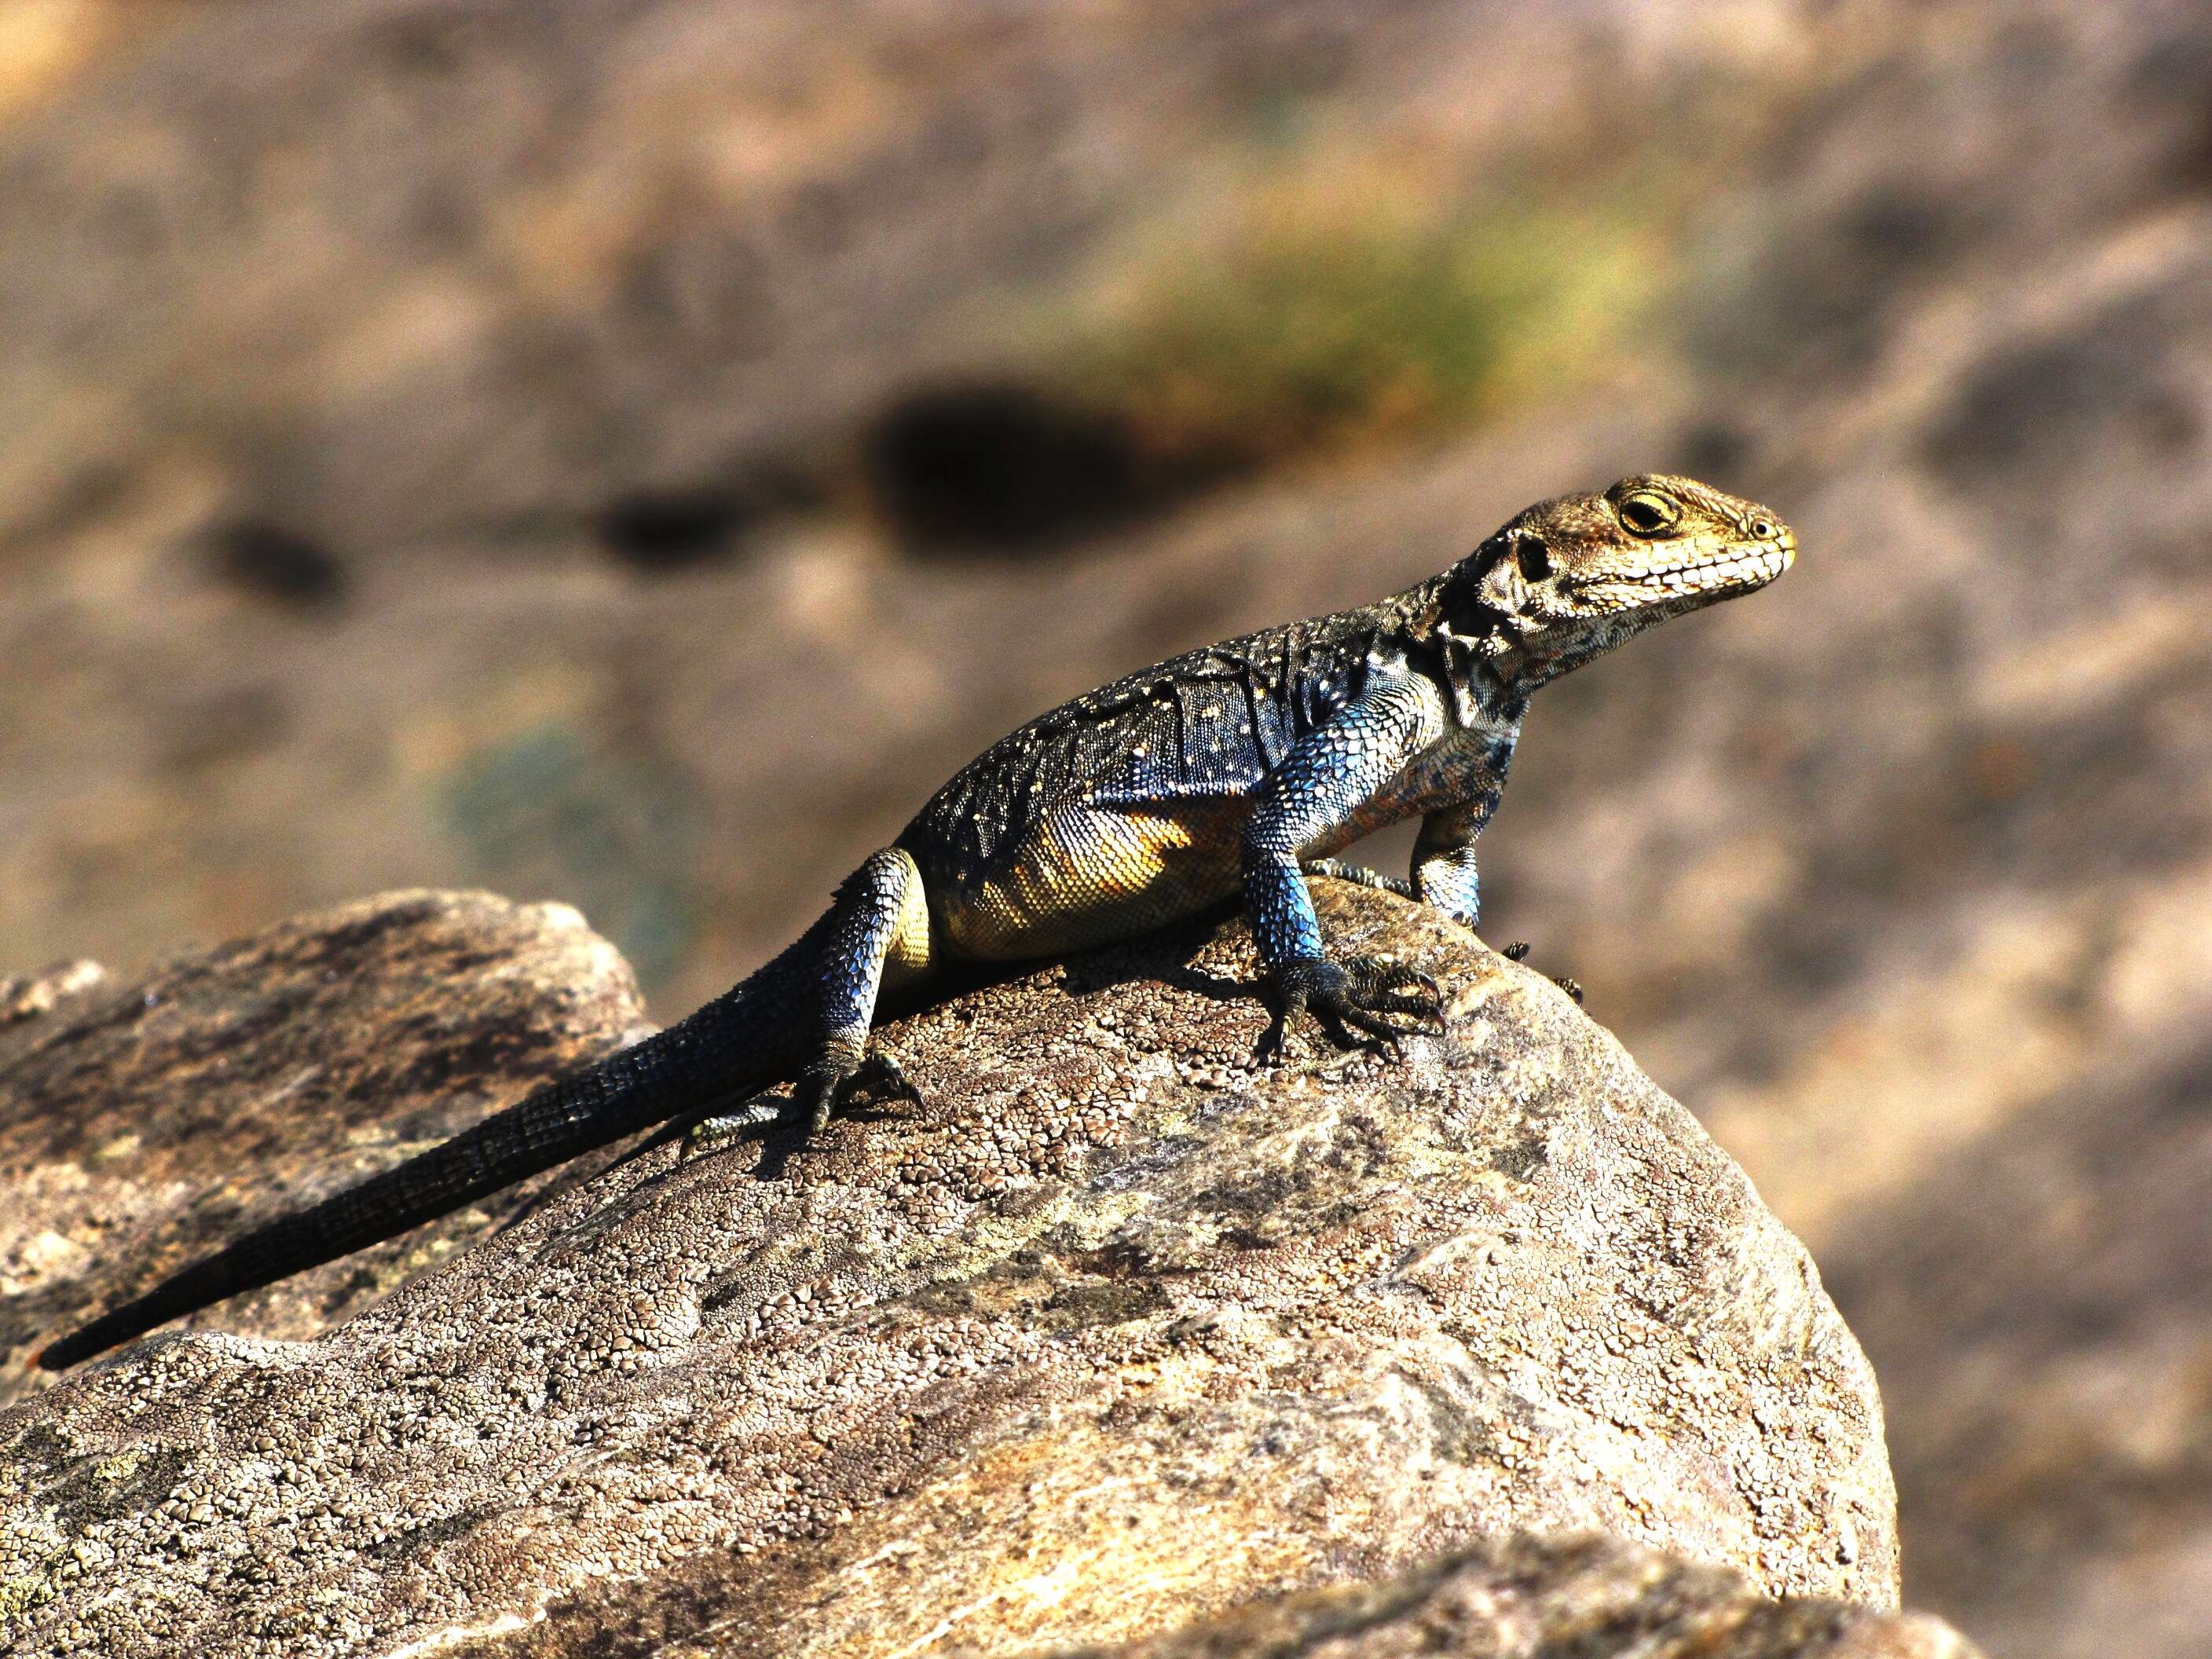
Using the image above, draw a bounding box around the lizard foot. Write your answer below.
[1299,858,1415,898]
[796,1043,925,1137]
[1501,941,1585,1005]
[1260,954,1444,1061]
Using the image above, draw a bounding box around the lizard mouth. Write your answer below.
[1576,536,1795,601]
[1654,542,1792,590]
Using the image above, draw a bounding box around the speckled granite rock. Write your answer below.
[1042,1533,1978,1659]
[0,890,652,1408]
[2,884,1907,1656]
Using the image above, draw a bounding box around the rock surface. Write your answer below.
[0,884,1933,1657]
[1049,1533,1976,1659]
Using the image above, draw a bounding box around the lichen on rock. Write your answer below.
[0,883,1953,1657]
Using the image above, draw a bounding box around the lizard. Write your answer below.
[39,473,1794,1369]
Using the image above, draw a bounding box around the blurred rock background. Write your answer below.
[0,1,2207,1653]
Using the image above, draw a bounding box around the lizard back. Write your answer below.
[899,598,1430,958]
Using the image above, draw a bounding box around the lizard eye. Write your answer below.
[1617,493,1677,537]
[1513,534,1554,581]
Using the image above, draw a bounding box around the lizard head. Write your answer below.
[1433,473,1795,698]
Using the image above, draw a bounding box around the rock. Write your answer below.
[1046,1533,1979,1659]
[0,963,106,1031]
[0,883,1913,1656]
[0,890,650,1408]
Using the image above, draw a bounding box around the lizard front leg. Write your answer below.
[1299,802,1496,935]
[1409,800,1580,1000]
[1243,661,1447,1054]
[1409,797,1493,928]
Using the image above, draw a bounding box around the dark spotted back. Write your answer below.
[899,600,1426,892]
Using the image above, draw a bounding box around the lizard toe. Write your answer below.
[1496,941,1584,1005]
[1339,954,1445,1027]
[1265,957,1445,1059]
[677,1099,786,1159]
[1299,859,1415,898]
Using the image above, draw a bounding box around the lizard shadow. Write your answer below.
[490,1090,823,1229]
[1057,955,1258,1009]
[1047,900,1259,1007]
[489,908,1260,1230]
[493,877,1499,1237]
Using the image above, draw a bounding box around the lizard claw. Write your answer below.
[1500,941,1584,1005]
[1259,954,1445,1061]
[796,1044,924,1137]
[850,1050,925,1108]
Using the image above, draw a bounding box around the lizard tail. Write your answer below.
[38,939,823,1372]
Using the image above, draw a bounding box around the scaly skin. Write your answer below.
[42,473,1794,1369]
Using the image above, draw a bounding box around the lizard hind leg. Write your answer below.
[793,846,935,1137]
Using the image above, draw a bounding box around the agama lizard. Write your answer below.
[41,474,1793,1368]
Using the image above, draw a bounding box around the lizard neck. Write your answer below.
[1391,569,1672,711]
[1384,575,1527,729]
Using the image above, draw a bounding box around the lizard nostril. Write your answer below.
[1749,518,1777,540]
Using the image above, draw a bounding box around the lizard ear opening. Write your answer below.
[1513,533,1554,582]
[1432,537,1523,648]
[1439,540,1503,622]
